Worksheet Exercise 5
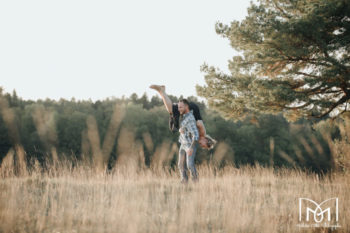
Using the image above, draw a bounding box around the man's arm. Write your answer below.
[196,120,206,138]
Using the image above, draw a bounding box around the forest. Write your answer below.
[0,88,341,174]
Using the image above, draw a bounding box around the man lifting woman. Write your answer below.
[149,84,216,150]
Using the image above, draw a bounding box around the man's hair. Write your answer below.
[179,99,190,107]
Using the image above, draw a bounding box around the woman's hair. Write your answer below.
[205,134,217,149]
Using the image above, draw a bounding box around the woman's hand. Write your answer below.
[179,127,185,134]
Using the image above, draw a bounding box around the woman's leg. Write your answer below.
[149,85,173,114]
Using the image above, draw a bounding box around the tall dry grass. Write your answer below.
[0,98,350,232]
[0,159,349,233]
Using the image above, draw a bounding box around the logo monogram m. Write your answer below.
[299,198,339,223]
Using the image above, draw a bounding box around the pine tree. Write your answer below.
[197,0,350,121]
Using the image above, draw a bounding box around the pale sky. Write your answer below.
[0,0,252,101]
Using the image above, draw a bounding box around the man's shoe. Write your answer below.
[149,84,165,93]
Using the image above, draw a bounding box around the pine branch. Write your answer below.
[313,94,349,118]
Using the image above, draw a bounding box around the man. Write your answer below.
[149,84,216,149]
[177,99,199,183]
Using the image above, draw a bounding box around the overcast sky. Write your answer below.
[0,0,252,101]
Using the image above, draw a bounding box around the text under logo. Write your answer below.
[297,197,340,229]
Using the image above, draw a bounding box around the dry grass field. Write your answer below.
[1,101,349,232]
[0,160,349,233]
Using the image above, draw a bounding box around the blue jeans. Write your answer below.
[178,143,198,182]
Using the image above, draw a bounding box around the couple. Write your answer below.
[150,84,216,184]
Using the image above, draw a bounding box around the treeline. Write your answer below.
[0,88,339,173]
